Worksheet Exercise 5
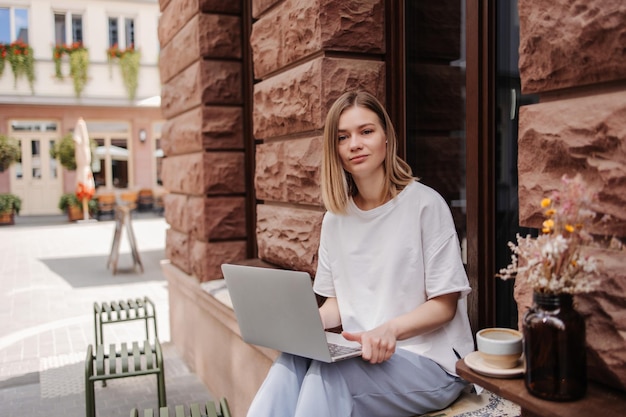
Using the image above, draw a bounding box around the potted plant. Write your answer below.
[107,44,140,100]
[0,193,21,225]
[0,134,21,172]
[58,193,97,221]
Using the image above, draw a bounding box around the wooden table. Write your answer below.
[456,359,626,417]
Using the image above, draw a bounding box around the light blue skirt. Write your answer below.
[246,349,467,417]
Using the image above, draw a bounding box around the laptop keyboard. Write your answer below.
[328,343,361,357]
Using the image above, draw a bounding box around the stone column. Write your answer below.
[516,0,626,392]
[159,0,247,282]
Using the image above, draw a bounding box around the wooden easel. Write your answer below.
[107,206,143,274]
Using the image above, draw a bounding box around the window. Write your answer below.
[403,1,467,264]
[55,12,83,45]
[108,16,135,48]
[125,18,135,47]
[0,7,29,44]
[72,15,83,43]
[108,17,118,46]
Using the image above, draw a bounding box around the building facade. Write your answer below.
[157,1,625,416]
[0,0,164,215]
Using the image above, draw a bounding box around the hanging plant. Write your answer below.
[0,134,21,172]
[0,43,7,78]
[7,40,35,93]
[49,132,96,170]
[50,133,77,170]
[52,42,89,97]
[52,44,67,79]
[107,44,140,101]
[69,47,89,97]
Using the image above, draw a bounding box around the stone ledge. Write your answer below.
[163,260,277,417]
[200,279,232,309]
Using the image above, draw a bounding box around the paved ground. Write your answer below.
[0,213,215,417]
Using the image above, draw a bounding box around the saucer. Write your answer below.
[464,351,524,378]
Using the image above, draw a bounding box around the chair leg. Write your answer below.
[84,346,96,417]
[156,341,166,407]
[220,397,232,417]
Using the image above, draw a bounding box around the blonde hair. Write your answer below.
[321,91,415,213]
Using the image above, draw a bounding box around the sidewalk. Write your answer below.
[0,213,214,416]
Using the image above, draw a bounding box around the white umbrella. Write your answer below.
[73,118,95,221]
[95,145,129,160]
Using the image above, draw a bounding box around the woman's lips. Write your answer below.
[350,155,368,163]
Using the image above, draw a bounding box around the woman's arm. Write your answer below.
[319,297,341,329]
[343,292,459,364]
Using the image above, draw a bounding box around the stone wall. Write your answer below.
[516,0,626,392]
[158,0,247,282]
[251,0,386,275]
[158,0,389,414]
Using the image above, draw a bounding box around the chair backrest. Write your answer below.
[93,296,158,346]
[97,194,116,210]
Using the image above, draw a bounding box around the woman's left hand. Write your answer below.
[342,324,397,364]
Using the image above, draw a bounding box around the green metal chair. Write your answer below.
[86,296,165,417]
[85,340,166,417]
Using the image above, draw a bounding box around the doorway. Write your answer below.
[9,121,63,215]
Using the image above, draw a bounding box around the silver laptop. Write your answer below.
[221,263,362,363]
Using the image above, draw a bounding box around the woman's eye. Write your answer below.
[338,135,347,141]
[362,129,373,135]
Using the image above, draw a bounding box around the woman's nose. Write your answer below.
[348,134,362,150]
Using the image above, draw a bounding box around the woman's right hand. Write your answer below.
[342,323,397,364]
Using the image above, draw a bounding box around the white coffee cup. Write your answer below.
[476,327,523,369]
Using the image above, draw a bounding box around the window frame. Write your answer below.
[386,0,497,330]
[108,15,136,49]
[53,10,84,45]
[0,6,29,44]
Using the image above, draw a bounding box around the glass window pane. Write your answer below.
[125,18,134,47]
[86,121,128,132]
[72,14,82,43]
[15,8,28,43]
[112,160,128,188]
[15,139,23,180]
[54,13,66,45]
[405,1,467,263]
[31,139,41,179]
[0,8,9,43]
[10,120,58,132]
[108,17,118,47]
[49,140,57,178]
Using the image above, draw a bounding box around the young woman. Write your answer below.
[246,91,474,417]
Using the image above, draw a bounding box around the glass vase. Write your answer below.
[522,291,587,401]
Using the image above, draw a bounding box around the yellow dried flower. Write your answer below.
[565,224,575,233]
[545,209,556,216]
[542,219,554,233]
[541,198,551,208]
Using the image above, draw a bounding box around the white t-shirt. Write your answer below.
[313,180,474,375]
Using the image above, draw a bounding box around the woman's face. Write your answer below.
[336,105,387,182]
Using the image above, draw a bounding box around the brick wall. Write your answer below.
[516,0,626,392]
